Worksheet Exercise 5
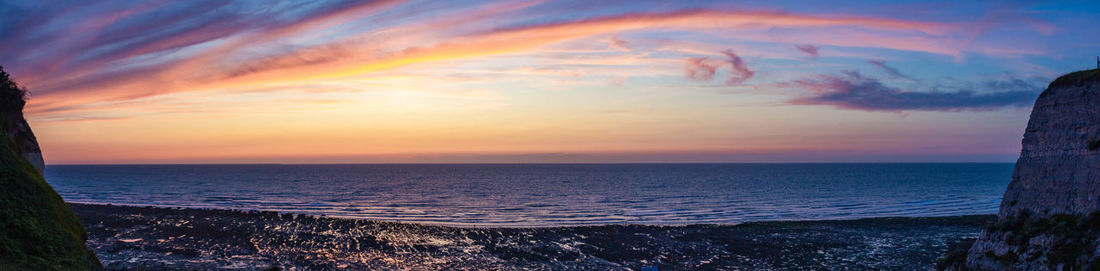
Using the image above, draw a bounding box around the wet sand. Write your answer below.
[70,203,992,270]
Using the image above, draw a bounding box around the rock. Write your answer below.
[1002,69,1100,218]
[0,66,100,270]
[0,67,43,175]
[942,69,1100,270]
[4,111,45,174]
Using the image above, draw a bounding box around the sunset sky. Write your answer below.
[2,0,1099,164]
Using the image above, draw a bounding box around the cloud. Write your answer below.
[245,8,945,83]
[795,44,819,57]
[684,57,718,81]
[788,71,1039,112]
[12,0,407,113]
[720,50,754,85]
[867,60,910,80]
[683,50,754,85]
[608,35,630,51]
[0,2,1025,117]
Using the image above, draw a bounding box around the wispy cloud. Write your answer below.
[4,4,962,115]
[608,36,631,51]
[795,44,819,58]
[721,50,754,85]
[684,57,718,81]
[788,71,1039,112]
[4,0,1089,163]
[867,60,910,80]
[683,50,754,85]
[0,1,1069,121]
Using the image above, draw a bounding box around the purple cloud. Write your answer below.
[795,44,819,58]
[683,49,754,85]
[0,0,400,91]
[789,71,1039,112]
[867,60,910,80]
[684,57,718,81]
[721,50,754,85]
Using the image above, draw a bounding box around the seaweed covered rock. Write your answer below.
[0,67,99,270]
[942,69,1100,270]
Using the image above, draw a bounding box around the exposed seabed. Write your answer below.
[70,203,992,270]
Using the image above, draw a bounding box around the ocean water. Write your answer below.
[45,163,1012,227]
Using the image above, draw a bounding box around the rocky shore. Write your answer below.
[72,203,991,270]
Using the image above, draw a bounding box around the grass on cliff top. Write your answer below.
[1049,68,1100,88]
[0,119,99,270]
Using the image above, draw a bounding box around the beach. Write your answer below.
[72,203,991,270]
[2,1,1095,269]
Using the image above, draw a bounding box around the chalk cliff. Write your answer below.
[2,103,44,175]
[942,69,1100,270]
[0,67,99,270]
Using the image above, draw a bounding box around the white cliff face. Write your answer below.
[949,70,1100,270]
[22,150,43,174]
[4,114,44,174]
[1003,78,1100,218]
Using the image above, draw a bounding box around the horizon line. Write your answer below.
[44,161,1018,166]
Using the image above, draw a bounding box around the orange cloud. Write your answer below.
[25,8,958,117]
[216,9,955,87]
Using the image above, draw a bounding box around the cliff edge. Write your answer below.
[0,67,99,270]
[942,69,1100,270]
[0,66,42,174]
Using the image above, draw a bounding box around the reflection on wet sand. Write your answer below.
[74,204,991,270]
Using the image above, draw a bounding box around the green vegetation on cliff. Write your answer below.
[1049,68,1100,88]
[939,211,1100,270]
[0,67,99,270]
[0,67,25,112]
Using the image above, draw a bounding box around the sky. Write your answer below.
[1,0,1099,164]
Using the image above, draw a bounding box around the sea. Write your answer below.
[45,163,1012,227]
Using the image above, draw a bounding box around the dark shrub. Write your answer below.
[0,66,28,112]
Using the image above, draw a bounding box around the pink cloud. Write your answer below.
[721,50,754,85]
[12,6,967,116]
[684,57,718,81]
[683,50,754,85]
